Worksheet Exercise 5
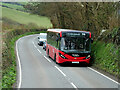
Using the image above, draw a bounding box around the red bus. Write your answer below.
[46,29,92,64]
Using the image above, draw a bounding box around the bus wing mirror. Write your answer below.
[38,37,40,39]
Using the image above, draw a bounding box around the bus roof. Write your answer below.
[47,29,89,33]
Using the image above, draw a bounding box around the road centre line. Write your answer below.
[33,37,76,87]
[88,67,120,85]
[33,37,77,87]
[37,49,42,53]
[32,41,42,54]
[32,39,51,61]
[54,66,66,77]
[44,56,51,62]
[32,41,37,48]
[70,82,77,89]
[54,65,78,89]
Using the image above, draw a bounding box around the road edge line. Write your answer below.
[16,34,39,88]
[16,38,22,88]
[88,67,120,85]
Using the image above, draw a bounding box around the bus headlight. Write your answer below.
[86,55,90,59]
[59,52,67,59]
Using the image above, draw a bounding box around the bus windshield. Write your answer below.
[61,35,91,52]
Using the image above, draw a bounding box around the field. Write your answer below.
[2,6,52,28]
[0,2,25,11]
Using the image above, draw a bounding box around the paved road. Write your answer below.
[16,34,119,89]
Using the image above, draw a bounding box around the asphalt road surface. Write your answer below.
[16,34,119,89]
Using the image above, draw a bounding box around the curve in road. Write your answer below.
[16,34,119,89]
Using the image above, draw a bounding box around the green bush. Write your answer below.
[91,41,119,77]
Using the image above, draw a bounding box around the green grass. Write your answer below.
[2,6,52,28]
[91,41,119,76]
[2,31,45,88]
[1,2,25,11]
[17,2,28,5]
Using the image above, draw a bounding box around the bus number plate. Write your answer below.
[72,62,79,64]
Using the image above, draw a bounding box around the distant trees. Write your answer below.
[24,2,118,37]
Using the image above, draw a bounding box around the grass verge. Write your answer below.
[2,31,46,88]
[91,41,119,77]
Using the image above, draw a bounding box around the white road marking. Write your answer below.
[33,37,78,88]
[18,35,119,88]
[32,41,42,54]
[33,36,119,85]
[16,34,39,88]
[71,82,77,88]
[16,38,22,88]
[32,41,37,48]
[88,67,120,85]
[33,38,51,62]
[44,56,51,62]
[33,36,120,86]
[54,66,66,77]
[37,49,41,53]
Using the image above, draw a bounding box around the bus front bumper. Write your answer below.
[57,56,91,64]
